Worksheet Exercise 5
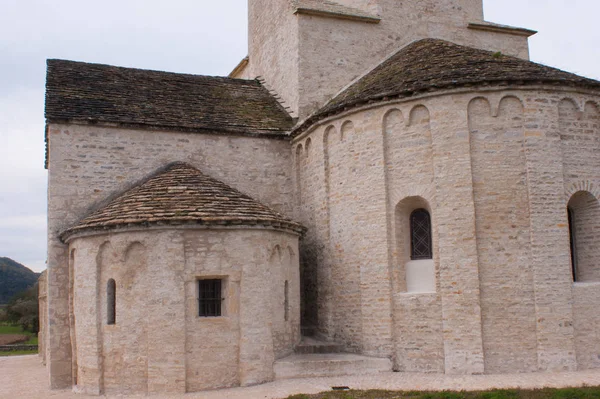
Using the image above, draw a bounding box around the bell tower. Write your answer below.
[239,0,534,120]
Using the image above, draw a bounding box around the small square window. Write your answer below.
[198,279,223,317]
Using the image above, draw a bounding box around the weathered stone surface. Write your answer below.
[66,228,300,394]
[43,0,600,394]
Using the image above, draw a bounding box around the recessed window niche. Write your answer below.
[396,197,435,293]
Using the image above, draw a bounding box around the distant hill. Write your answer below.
[0,257,40,304]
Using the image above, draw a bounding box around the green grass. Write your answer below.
[284,388,600,399]
[0,324,27,335]
[0,323,38,355]
[0,323,36,338]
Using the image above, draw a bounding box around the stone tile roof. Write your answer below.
[293,39,600,136]
[60,163,305,241]
[45,59,294,136]
[293,0,380,23]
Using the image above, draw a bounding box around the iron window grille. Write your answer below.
[410,209,433,260]
[198,279,223,317]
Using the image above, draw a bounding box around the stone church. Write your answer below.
[40,0,600,395]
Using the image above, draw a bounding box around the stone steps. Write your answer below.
[294,336,345,354]
[274,353,393,380]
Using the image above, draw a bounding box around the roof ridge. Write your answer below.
[46,58,258,84]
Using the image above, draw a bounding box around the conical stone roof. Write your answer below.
[60,163,305,241]
[293,39,600,136]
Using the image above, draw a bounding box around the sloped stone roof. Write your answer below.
[293,39,600,136]
[60,163,305,241]
[45,59,294,136]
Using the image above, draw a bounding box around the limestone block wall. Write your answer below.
[46,124,294,388]
[183,229,300,391]
[294,0,529,118]
[294,115,393,356]
[573,283,600,370]
[558,97,600,369]
[293,87,600,374]
[468,96,538,373]
[246,0,530,119]
[382,105,444,372]
[248,0,299,116]
[67,228,300,395]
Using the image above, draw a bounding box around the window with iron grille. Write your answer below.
[198,279,223,317]
[410,209,432,260]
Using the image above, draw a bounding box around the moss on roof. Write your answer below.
[294,39,600,136]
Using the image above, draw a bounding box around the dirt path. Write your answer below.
[2,355,600,399]
[0,334,27,345]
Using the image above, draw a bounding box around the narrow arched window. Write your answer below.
[284,280,289,322]
[567,191,600,282]
[410,209,432,260]
[567,206,578,282]
[107,279,116,325]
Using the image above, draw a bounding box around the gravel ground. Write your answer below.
[2,355,600,399]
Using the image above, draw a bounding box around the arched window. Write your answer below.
[567,191,600,282]
[567,206,577,281]
[410,209,432,260]
[284,280,289,322]
[107,279,116,325]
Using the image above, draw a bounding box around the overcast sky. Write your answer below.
[0,0,598,273]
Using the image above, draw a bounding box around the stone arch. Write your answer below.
[270,244,282,263]
[468,97,492,122]
[304,137,312,158]
[68,248,78,386]
[122,242,146,291]
[408,105,430,127]
[323,125,337,238]
[559,97,582,119]
[395,196,435,293]
[565,181,600,201]
[567,191,600,282]
[295,143,304,159]
[584,101,600,120]
[497,95,524,116]
[383,108,404,131]
[286,245,295,261]
[340,120,354,141]
[295,144,304,204]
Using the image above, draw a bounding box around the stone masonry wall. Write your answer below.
[246,0,529,119]
[383,104,444,372]
[183,229,300,391]
[68,228,299,394]
[559,100,600,282]
[293,87,600,374]
[558,97,600,369]
[295,114,393,356]
[46,124,295,388]
[468,96,538,373]
[295,0,529,118]
[248,0,299,116]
